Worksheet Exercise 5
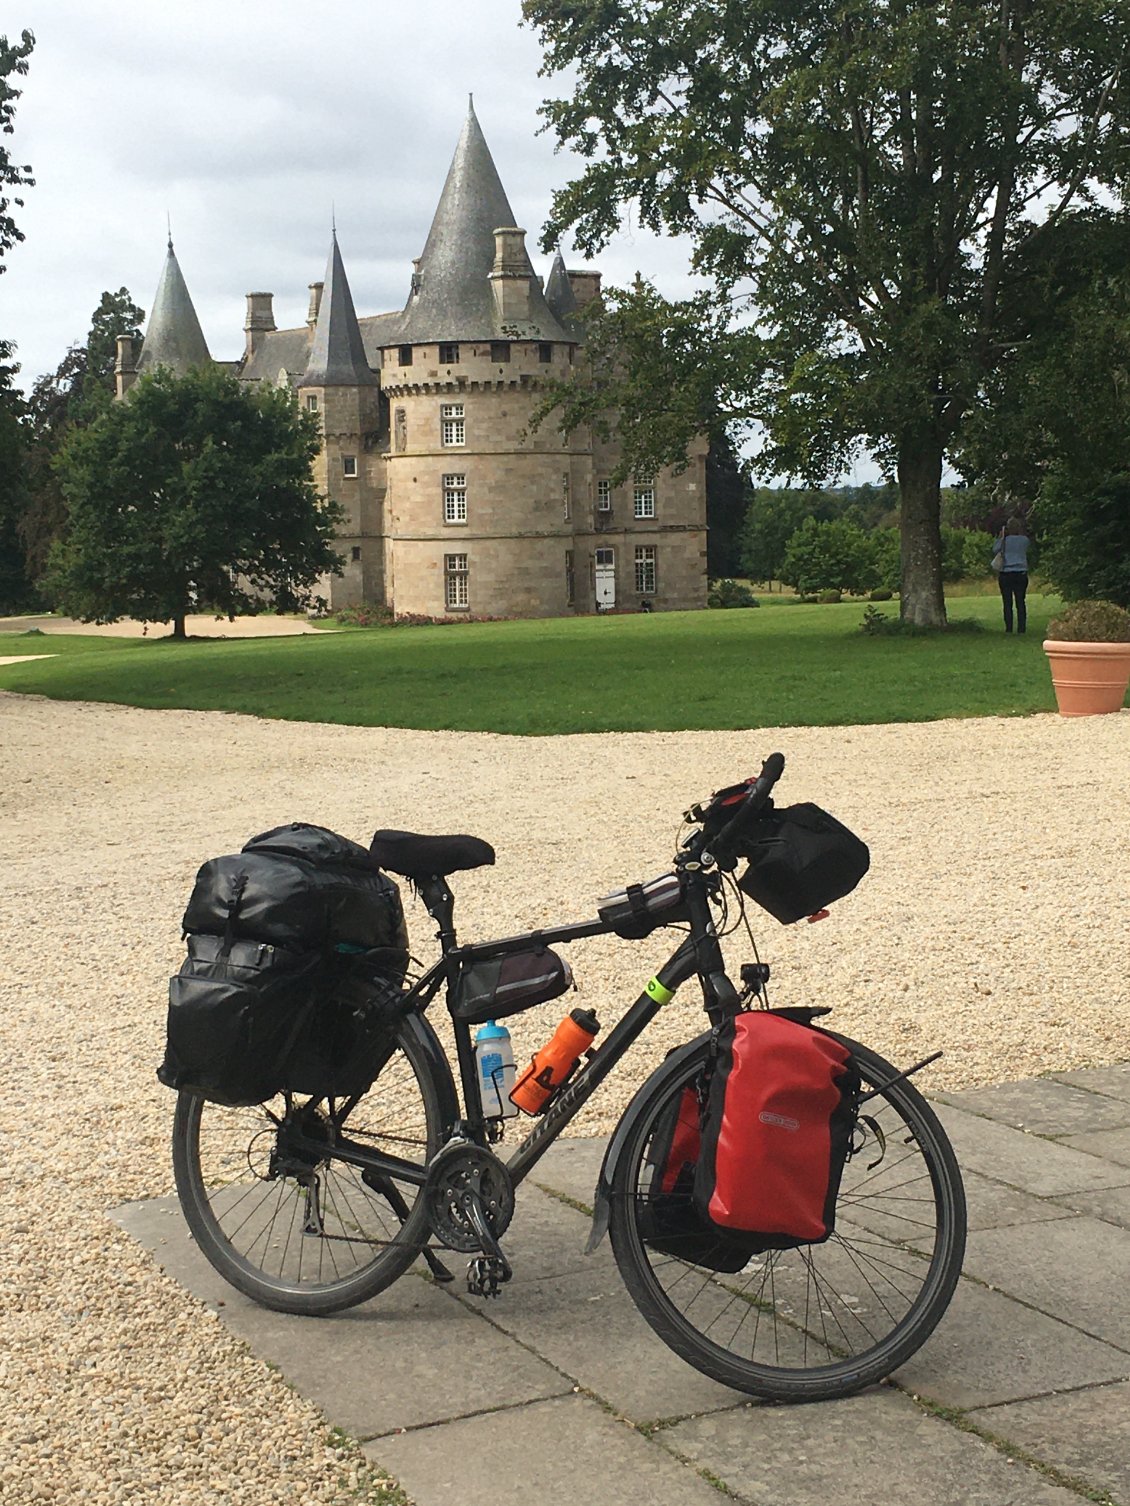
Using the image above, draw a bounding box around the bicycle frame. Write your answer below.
[287,865,728,1194]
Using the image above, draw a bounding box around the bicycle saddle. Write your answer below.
[369,829,496,879]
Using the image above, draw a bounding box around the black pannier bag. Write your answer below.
[159,935,323,1106]
[735,803,869,925]
[693,1012,860,1251]
[451,947,573,1024]
[638,1078,755,1273]
[161,823,410,1105]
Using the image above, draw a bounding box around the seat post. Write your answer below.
[418,874,457,953]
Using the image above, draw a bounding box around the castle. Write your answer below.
[115,104,708,619]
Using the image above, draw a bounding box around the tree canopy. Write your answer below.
[0,29,34,275]
[524,0,1130,624]
[48,365,344,637]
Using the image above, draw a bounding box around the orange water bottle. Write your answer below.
[509,1008,601,1115]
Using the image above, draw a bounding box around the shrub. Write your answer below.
[868,588,893,602]
[1037,473,1130,608]
[1046,599,1130,642]
[860,605,983,636]
[780,516,879,596]
[816,589,842,604]
[707,578,759,608]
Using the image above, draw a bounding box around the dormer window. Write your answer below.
[439,343,459,364]
[398,345,414,366]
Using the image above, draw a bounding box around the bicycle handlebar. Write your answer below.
[684,751,785,865]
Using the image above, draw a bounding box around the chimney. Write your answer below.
[244,291,276,357]
[306,281,324,328]
[114,333,137,399]
[489,226,531,322]
[567,270,602,307]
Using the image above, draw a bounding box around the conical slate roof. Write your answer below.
[136,239,211,376]
[300,232,377,387]
[396,100,570,343]
[544,249,580,327]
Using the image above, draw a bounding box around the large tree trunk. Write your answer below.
[897,434,947,628]
[171,612,187,639]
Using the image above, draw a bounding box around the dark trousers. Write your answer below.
[999,571,1028,633]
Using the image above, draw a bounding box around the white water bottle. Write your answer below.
[474,1020,518,1118]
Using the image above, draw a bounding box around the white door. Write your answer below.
[595,548,616,610]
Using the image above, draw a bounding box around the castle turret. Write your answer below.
[544,249,580,329]
[299,233,377,388]
[135,238,211,377]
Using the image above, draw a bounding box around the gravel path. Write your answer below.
[2,693,1127,1504]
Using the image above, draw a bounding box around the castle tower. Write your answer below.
[297,231,385,610]
[381,100,588,619]
[134,238,211,379]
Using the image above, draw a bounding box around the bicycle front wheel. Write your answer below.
[172,1015,449,1315]
[609,1031,966,1402]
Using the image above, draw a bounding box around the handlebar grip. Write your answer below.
[707,752,786,857]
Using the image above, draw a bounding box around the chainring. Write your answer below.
[424,1140,515,1253]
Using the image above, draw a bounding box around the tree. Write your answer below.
[48,365,344,637]
[19,289,145,581]
[705,430,752,576]
[1037,473,1130,608]
[524,0,1130,626]
[0,339,34,611]
[1,29,34,274]
[780,516,878,596]
[738,486,832,585]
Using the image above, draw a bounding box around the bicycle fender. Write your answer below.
[585,1028,713,1254]
[401,1010,461,1133]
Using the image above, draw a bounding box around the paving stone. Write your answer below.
[892,1275,1130,1409]
[371,1394,730,1506]
[933,1102,1128,1197]
[937,1079,1130,1136]
[114,1195,571,1438]
[526,1134,605,1211]
[969,1380,1130,1504]
[496,1182,593,1280]
[961,1170,1072,1232]
[963,1217,1130,1351]
[1059,1124,1130,1167]
[1048,1182,1130,1228]
[1049,1062,1130,1100]
[462,1248,744,1423]
[665,1389,1081,1505]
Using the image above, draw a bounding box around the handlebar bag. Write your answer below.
[736,803,869,924]
[694,1012,860,1249]
[451,947,573,1024]
[181,823,409,966]
[159,935,322,1106]
[597,872,688,939]
[638,1080,755,1272]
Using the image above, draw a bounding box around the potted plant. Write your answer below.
[1044,599,1130,716]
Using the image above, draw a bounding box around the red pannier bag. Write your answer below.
[694,1012,860,1249]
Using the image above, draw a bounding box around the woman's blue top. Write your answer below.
[996,535,1030,573]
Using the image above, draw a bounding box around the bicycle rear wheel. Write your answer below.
[609,1030,965,1402]
[172,1015,449,1315]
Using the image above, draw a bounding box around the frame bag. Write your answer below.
[451,947,573,1024]
[694,1012,860,1250]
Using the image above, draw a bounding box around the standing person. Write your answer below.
[993,516,1031,634]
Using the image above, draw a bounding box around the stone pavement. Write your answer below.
[115,1063,1130,1506]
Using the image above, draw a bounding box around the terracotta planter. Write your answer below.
[1043,640,1130,716]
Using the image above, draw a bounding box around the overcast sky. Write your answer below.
[2,0,887,481]
[2,0,712,390]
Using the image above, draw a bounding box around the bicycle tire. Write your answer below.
[172,1015,449,1315]
[609,1029,966,1402]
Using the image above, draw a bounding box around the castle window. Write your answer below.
[490,341,510,363]
[562,473,570,521]
[635,545,657,595]
[633,485,656,520]
[305,394,319,411]
[596,479,612,512]
[439,343,459,364]
[342,455,357,478]
[565,549,575,605]
[441,402,465,446]
[351,546,362,562]
[538,343,553,364]
[443,473,467,525]
[444,553,469,610]
[398,345,414,366]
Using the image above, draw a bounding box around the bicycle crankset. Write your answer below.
[424,1140,515,1255]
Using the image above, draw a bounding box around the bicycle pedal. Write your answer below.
[466,1255,511,1299]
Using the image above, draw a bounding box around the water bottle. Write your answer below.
[510,1008,601,1115]
[474,1020,517,1118]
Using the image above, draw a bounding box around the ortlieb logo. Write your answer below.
[759,1110,800,1132]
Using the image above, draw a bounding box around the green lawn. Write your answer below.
[0,596,1072,734]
